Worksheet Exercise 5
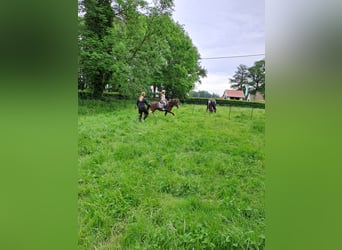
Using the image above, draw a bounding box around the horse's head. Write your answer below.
[172,98,180,109]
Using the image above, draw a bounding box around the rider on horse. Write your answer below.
[160,89,168,110]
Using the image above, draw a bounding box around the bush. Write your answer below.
[183,97,265,109]
[78,91,265,109]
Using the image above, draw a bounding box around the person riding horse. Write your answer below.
[160,90,168,110]
[149,98,179,116]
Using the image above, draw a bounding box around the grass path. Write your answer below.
[78,99,265,249]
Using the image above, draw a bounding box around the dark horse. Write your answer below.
[206,99,216,113]
[149,98,180,116]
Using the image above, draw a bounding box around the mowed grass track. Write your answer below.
[78,99,265,249]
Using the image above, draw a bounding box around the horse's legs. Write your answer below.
[165,111,174,116]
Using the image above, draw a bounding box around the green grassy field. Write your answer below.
[78,99,265,249]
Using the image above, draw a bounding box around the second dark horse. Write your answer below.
[207,99,216,113]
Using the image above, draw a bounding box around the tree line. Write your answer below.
[189,90,220,98]
[229,59,265,98]
[78,0,207,99]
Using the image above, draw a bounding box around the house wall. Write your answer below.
[228,97,243,100]
[247,92,264,102]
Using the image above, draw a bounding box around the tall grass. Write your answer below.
[78,99,265,249]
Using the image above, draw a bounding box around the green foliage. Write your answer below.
[159,18,207,99]
[189,90,220,98]
[248,59,265,95]
[229,64,249,92]
[230,59,265,97]
[79,0,115,98]
[78,0,206,99]
[78,99,265,249]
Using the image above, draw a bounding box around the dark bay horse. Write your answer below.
[149,98,180,116]
[206,99,216,113]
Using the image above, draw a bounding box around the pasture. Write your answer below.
[78,99,265,249]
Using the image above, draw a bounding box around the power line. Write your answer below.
[200,53,265,60]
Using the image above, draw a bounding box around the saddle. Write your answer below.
[159,102,167,109]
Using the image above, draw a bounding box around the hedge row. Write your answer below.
[78,91,265,109]
[78,91,128,100]
[182,97,265,109]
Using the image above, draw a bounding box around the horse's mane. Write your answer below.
[169,98,179,103]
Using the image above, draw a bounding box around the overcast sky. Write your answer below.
[171,0,265,96]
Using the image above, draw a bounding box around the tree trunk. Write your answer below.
[152,85,156,98]
[92,83,104,99]
[92,71,111,99]
[92,73,105,99]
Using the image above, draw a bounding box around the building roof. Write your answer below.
[224,89,245,98]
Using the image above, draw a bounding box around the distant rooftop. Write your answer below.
[223,89,245,98]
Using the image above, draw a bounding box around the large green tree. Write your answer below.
[115,5,173,97]
[248,59,265,95]
[229,64,249,93]
[158,17,207,99]
[230,59,265,98]
[81,0,175,98]
[79,0,115,99]
[78,0,206,99]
